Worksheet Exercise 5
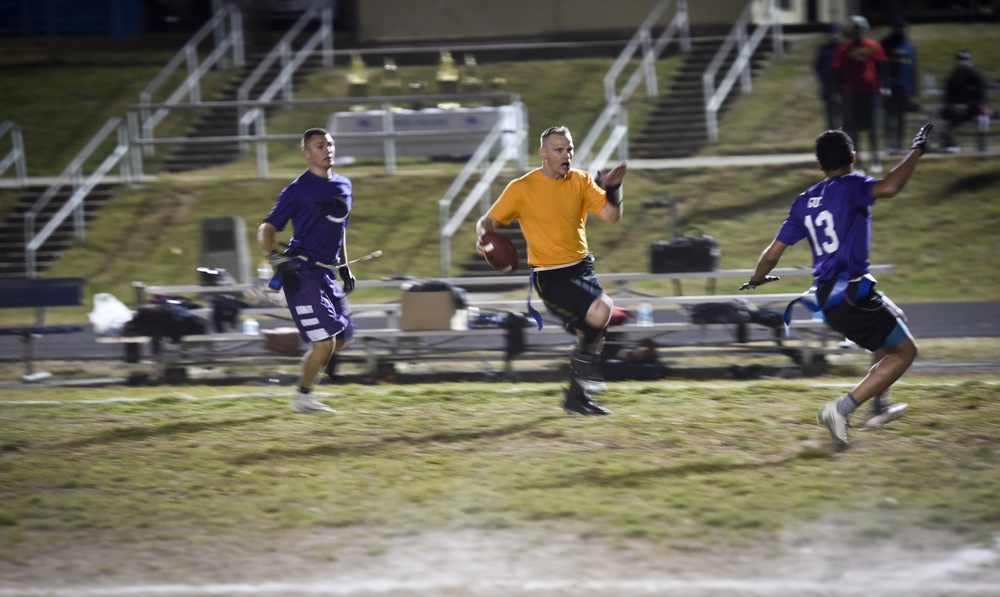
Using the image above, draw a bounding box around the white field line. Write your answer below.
[2,577,1000,596]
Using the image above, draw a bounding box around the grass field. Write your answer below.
[2,23,999,323]
[2,374,1000,594]
[2,21,1000,596]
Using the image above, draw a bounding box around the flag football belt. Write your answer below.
[524,255,594,331]
[267,254,340,291]
[781,274,875,336]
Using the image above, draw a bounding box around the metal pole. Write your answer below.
[256,110,269,180]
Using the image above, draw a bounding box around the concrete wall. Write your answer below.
[355,0,855,45]
[356,0,750,45]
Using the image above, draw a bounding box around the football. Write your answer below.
[481,231,519,272]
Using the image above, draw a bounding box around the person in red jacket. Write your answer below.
[832,16,888,172]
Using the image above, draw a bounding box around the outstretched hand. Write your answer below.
[739,275,780,291]
[599,162,628,188]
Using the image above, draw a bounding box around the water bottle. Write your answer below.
[637,302,654,327]
[242,318,259,335]
[257,260,273,282]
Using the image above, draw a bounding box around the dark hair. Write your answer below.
[815,130,854,171]
[301,127,330,149]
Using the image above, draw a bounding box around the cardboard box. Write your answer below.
[400,290,458,331]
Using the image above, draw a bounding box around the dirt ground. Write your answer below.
[2,524,999,596]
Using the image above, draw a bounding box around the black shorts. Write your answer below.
[817,279,899,351]
[533,260,604,326]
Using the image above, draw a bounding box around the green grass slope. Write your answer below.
[1,23,998,322]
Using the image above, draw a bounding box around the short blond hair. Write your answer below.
[540,125,571,148]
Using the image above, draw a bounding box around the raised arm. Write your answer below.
[871,122,932,199]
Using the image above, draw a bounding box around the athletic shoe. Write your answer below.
[817,400,849,448]
[865,393,908,429]
[290,394,335,414]
[562,388,613,416]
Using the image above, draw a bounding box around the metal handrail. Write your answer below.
[0,120,27,187]
[702,0,783,143]
[23,118,130,277]
[139,4,244,151]
[237,1,330,104]
[437,101,528,276]
[237,1,333,147]
[127,93,519,179]
[576,0,689,171]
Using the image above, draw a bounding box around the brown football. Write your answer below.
[481,231,518,272]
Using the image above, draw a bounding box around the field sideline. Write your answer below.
[2,376,999,595]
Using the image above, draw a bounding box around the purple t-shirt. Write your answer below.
[775,173,876,283]
[264,170,352,264]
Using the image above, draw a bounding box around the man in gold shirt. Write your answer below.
[477,126,628,415]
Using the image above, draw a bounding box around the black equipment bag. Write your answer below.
[650,228,720,273]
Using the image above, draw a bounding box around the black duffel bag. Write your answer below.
[651,228,721,273]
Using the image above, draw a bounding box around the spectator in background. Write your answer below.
[832,15,887,172]
[880,19,919,154]
[940,50,993,152]
[814,23,843,130]
[813,23,844,130]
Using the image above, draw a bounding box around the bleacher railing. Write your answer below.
[23,118,131,277]
[576,0,690,174]
[237,0,334,159]
[137,3,244,159]
[127,93,523,180]
[437,100,529,276]
[702,0,783,143]
[0,121,27,188]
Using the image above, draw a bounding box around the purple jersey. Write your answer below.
[775,172,876,282]
[264,170,352,263]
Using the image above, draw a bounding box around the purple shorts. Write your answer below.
[283,267,355,344]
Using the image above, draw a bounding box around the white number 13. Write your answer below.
[803,210,839,256]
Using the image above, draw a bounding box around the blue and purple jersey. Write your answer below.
[775,173,877,283]
[264,170,352,264]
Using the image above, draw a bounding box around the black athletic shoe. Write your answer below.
[562,389,613,416]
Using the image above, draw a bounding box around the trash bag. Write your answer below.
[88,293,135,336]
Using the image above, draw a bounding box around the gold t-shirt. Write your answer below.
[487,168,607,268]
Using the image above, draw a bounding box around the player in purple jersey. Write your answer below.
[258,128,357,414]
[740,122,933,448]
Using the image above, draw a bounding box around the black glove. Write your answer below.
[911,122,933,152]
[338,265,356,294]
[739,275,780,291]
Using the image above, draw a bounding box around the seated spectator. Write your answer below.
[940,50,993,152]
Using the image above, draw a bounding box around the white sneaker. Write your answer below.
[290,395,335,414]
[817,400,849,449]
[865,402,908,429]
